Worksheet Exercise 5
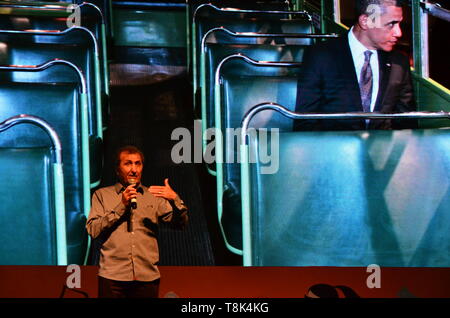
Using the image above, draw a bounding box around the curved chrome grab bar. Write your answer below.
[202,26,339,53]
[215,53,301,85]
[0,58,87,94]
[421,1,450,23]
[79,2,105,24]
[193,3,312,23]
[0,114,62,163]
[0,26,99,57]
[240,102,450,145]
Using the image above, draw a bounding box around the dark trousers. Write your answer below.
[98,276,160,298]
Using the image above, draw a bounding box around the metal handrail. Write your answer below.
[77,1,106,33]
[202,26,339,53]
[215,53,301,85]
[0,26,102,138]
[0,26,99,58]
[421,1,450,22]
[193,3,312,23]
[0,58,87,94]
[0,114,62,163]
[79,2,105,25]
[240,102,450,145]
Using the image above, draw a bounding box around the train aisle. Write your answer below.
[90,58,241,266]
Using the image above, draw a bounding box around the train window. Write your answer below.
[336,0,355,27]
[398,4,414,68]
[427,2,450,89]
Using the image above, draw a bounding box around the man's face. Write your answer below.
[117,151,143,186]
[365,5,403,51]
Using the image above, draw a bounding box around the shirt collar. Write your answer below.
[114,182,145,194]
[348,26,377,58]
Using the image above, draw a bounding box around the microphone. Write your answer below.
[128,178,137,209]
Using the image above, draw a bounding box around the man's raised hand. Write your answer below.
[148,178,177,201]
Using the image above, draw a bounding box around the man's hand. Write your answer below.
[148,178,177,201]
[122,184,137,206]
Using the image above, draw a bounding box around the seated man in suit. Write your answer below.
[294,0,418,131]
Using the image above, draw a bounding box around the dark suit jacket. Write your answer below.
[294,34,418,131]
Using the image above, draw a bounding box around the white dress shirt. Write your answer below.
[348,27,379,112]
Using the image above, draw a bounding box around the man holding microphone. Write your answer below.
[86,145,188,298]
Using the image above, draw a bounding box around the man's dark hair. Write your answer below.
[355,0,405,17]
[115,145,145,169]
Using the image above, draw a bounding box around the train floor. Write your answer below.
[89,63,242,266]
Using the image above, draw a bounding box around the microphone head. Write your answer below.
[128,177,138,209]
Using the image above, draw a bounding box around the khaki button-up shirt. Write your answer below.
[86,183,188,282]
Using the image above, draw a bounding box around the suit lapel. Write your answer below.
[374,50,391,112]
[342,36,363,111]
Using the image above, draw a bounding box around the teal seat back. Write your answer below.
[191,1,294,63]
[246,129,450,266]
[0,147,57,264]
[0,43,90,83]
[0,4,109,101]
[0,37,95,129]
[199,18,314,46]
[192,1,291,22]
[204,43,305,129]
[0,34,103,184]
[0,7,102,41]
[218,71,298,252]
[0,83,87,264]
[195,17,312,94]
[196,13,313,48]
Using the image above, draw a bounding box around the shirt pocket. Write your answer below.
[141,203,158,223]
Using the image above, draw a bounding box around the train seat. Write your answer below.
[193,17,312,99]
[0,147,58,264]
[243,127,450,266]
[202,43,305,131]
[0,39,103,186]
[214,58,300,252]
[0,2,110,101]
[187,0,292,71]
[0,81,89,264]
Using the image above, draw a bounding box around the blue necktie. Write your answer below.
[359,51,373,113]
